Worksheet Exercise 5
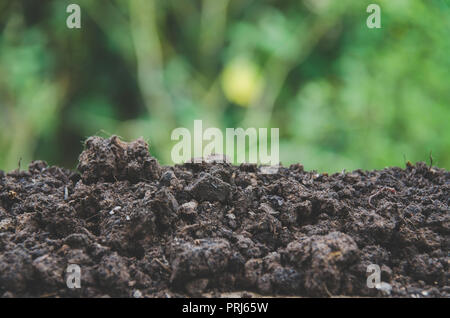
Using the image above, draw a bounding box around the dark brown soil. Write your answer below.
[0,136,448,298]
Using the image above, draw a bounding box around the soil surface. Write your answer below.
[0,136,448,298]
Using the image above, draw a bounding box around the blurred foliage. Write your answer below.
[0,0,449,172]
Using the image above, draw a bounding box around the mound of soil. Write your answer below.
[0,136,448,298]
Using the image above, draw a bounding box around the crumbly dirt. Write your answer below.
[0,136,448,298]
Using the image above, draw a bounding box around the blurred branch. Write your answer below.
[129,0,173,120]
[242,12,342,128]
[83,1,135,63]
[200,0,230,69]
[128,0,176,161]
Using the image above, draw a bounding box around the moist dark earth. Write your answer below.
[0,136,448,298]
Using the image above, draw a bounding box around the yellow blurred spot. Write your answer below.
[221,58,263,107]
[328,251,342,260]
[8,191,17,199]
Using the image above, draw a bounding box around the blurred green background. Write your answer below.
[0,0,449,172]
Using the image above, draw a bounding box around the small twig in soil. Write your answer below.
[368,187,396,208]
[179,223,201,233]
[178,222,212,233]
[85,212,101,222]
[81,227,95,238]
[323,284,334,298]
[155,258,172,273]
[40,292,58,298]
